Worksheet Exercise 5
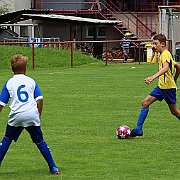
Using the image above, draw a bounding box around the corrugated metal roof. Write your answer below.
[23,14,122,24]
[0,9,121,25]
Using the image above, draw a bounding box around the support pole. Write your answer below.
[70,42,74,68]
[32,43,35,69]
[105,42,108,66]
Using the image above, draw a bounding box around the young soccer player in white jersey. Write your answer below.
[130,34,180,137]
[0,54,60,174]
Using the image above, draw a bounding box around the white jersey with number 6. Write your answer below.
[0,74,43,127]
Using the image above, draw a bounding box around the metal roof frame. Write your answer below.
[0,9,121,25]
[22,13,121,25]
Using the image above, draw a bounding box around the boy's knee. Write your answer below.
[170,107,179,116]
[142,100,149,108]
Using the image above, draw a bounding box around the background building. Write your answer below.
[0,0,179,57]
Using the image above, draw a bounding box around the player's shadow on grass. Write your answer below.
[0,168,51,177]
[117,137,141,140]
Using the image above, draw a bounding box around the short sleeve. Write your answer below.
[0,82,10,106]
[161,51,171,63]
[34,83,43,101]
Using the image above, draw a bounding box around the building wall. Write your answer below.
[38,21,70,40]
[35,0,84,10]
[14,0,31,11]
[115,12,159,39]
[0,30,16,41]
[34,20,121,48]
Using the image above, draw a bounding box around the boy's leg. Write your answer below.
[123,49,128,62]
[163,88,180,120]
[131,95,157,137]
[168,103,180,120]
[37,141,57,169]
[26,126,60,174]
[136,108,149,131]
[130,108,149,137]
[0,137,12,165]
[37,141,60,174]
[0,125,23,165]
[124,54,128,62]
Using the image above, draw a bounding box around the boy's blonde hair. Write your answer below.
[11,54,28,73]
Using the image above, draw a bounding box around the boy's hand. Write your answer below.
[145,77,153,85]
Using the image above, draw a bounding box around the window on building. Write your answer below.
[20,26,28,37]
[86,26,94,38]
[86,25,106,38]
[97,26,106,38]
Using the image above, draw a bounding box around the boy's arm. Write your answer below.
[174,63,180,83]
[37,98,43,116]
[145,61,169,85]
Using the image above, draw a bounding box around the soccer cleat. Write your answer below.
[50,167,60,175]
[130,128,143,137]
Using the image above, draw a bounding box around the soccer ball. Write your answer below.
[116,125,131,139]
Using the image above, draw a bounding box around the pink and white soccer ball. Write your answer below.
[116,125,131,139]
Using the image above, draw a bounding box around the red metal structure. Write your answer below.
[30,0,180,39]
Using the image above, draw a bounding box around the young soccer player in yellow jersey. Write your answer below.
[131,34,180,137]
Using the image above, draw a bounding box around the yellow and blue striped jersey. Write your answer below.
[158,49,177,89]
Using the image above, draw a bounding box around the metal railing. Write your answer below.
[0,38,172,69]
[99,0,153,39]
[30,1,156,39]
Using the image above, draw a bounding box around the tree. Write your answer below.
[0,7,8,14]
[0,0,12,14]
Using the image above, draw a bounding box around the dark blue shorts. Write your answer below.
[150,86,176,104]
[5,124,44,143]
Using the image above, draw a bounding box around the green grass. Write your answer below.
[0,47,180,179]
[0,45,100,69]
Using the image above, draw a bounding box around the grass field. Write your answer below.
[0,45,99,69]
[0,53,180,179]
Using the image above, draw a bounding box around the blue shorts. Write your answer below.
[5,124,44,143]
[150,86,176,104]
